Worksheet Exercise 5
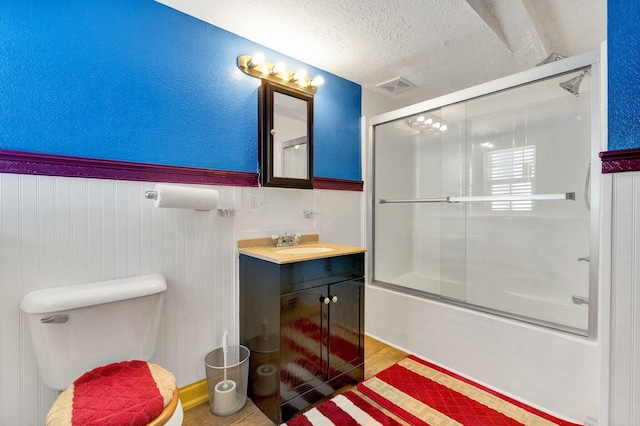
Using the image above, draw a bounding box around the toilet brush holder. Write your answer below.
[213,379,237,414]
[205,345,250,416]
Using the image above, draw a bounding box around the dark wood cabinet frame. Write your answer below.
[259,80,314,189]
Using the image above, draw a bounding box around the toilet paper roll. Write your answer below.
[213,380,237,414]
[252,363,277,397]
[153,184,219,210]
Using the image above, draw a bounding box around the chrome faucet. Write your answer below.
[272,233,300,247]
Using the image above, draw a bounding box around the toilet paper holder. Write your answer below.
[144,191,159,200]
[145,190,234,217]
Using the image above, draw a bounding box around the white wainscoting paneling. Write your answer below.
[0,174,237,425]
[0,173,365,424]
[610,171,640,426]
[236,187,315,240]
[235,187,363,246]
[315,189,364,246]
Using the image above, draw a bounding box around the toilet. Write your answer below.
[20,274,184,426]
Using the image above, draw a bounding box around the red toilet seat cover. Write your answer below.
[46,360,176,426]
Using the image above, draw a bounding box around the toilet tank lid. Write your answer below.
[20,274,167,314]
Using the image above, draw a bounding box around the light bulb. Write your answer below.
[433,122,441,128]
[440,125,448,131]
[416,116,425,123]
[271,62,286,74]
[248,53,265,68]
[292,69,307,82]
[310,76,325,87]
[425,118,433,125]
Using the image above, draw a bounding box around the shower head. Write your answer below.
[537,52,565,66]
[559,71,590,97]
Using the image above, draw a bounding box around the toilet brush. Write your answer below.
[212,329,237,414]
[222,329,229,389]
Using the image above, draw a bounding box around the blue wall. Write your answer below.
[608,0,640,151]
[0,0,362,180]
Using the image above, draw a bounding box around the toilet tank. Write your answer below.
[20,274,167,390]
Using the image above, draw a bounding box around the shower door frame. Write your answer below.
[366,49,602,339]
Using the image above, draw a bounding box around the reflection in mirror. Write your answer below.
[273,92,308,179]
[260,80,313,189]
[281,139,308,179]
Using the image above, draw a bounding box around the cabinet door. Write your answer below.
[279,287,325,402]
[328,278,364,378]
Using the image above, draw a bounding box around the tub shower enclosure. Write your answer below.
[369,51,601,337]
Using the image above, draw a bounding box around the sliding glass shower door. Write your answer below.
[372,65,598,335]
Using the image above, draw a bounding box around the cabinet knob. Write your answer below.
[323,296,331,304]
[331,295,338,303]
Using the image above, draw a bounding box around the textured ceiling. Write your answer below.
[156,0,606,107]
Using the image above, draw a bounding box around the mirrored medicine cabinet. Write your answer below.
[259,80,314,189]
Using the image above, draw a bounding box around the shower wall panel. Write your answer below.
[368,49,603,425]
[374,121,416,283]
[462,91,591,330]
[439,103,467,300]
[413,128,443,289]
[372,67,596,334]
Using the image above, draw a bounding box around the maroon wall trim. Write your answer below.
[0,150,365,191]
[314,177,364,191]
[600,148,640,174]
[0,149,259,187]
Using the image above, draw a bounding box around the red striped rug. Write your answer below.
[282,391,402,426]
[358,355,581,426]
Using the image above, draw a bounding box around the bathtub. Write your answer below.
[378,272,588,332]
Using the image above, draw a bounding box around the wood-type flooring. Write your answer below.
[182,335,408,425]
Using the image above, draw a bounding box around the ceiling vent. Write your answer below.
[376,77,416,94]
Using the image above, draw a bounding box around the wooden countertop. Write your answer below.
[238,235,366,264]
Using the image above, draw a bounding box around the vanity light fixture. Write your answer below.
[271,62,287,75]
[291,69,307,82]
[237,54,323,95]
[247,53,265,69]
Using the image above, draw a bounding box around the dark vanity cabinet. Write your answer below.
[239,253,364,423]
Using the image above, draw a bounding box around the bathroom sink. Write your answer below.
[275,247,335,255]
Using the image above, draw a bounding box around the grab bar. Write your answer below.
[379,192,575,204]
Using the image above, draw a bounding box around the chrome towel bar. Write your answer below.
[379,197,448,204]
[379,192,575,204]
